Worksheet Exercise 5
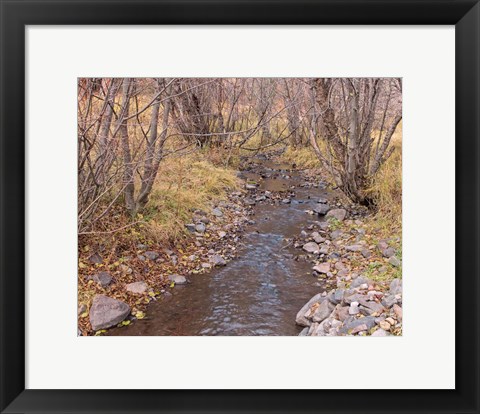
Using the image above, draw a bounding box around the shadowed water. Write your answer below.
[111,163,330,336]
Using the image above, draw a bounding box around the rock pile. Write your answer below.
[296,277,402,336]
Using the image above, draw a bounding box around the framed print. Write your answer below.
[0,1,479,413]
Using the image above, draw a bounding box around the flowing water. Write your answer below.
[111,161,330,336]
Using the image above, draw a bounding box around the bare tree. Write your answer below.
[309,77,402,205]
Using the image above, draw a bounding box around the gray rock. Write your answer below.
[195,223,206,233]
[245,183,257,190]
[318,247,329,255]
[390,278,402,295]
[345,244,364,252]
[312,300,334,323]
[350,276,372,289]
[372,328,390,337]
[339,316,376,335]
[361,249,372,259]
[136,243,148,250]
[326,209,347,222]
[349,302,360,315]
[89,295,130,331]
[144,251,159,261]
[360,301,385,315]
[313,203,330,215]
[393,304,403,321]
[282,198,291,204]
[377,240,389,252]
[125,281,148,295]
[329,289,345,305]
[89,253,103,264]
[388,256,401,267]
[382,247,396,258]
[330,230,344,239]
[168,274,187,285]
[311,232,325,243]
[381,294,398,308]
[119,264,133,275]
[212,208,223,217]
[317,196,328,204]
[299,327,309,336]
[218,231,227,238]
[295,293,324,326]
[303,242,320,253]
[210,254,227,266]
[92,271,112,287]
[313,262,330,274]
[333,305,349,322]
[185,223,196,233]
[343,293,370,306]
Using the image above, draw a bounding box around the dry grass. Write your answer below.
[143,153,241,242]
[281,146,319,169]
[366,122,402,235]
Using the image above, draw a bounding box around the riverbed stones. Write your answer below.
[195,223,206,233]
[89,295,130,331]
[303,242,320,253]
[345,244,364,252]
[326,208,347,222]
[388,256,401,267]
[381,294,397,308]
[89,253,103,264]
[379,320,391,331]
[317,196,328,204]
[350,276,372,289]
[144,251,159,261]
[329,289,345,305]
[210,254,227,266]
[361,249,372,258]
[339,316,376,334]
[349,301,360,315]
[168,274,187,285]
[313,203,330,215]
[390,278,402,295]
[310,232,325,243]
[212,208,223,217]
[295,293,324,327]
[185,223,196,233]
[312,300,334,323]
[393,304,403,321]
[382,247,396,258]
[313,262,330,274]
[372,328,390,337]
[125,281,148,295]
[92,271,112,287]
[361,301,385,316]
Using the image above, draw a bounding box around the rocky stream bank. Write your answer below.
[79,153,402,336]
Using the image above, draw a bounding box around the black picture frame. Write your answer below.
[1,1,479,413]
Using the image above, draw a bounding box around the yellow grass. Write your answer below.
[281,146,319,169]
[143,153,240,242]
[366,122,402,235]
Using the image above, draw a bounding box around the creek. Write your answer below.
[111,160,331,336]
